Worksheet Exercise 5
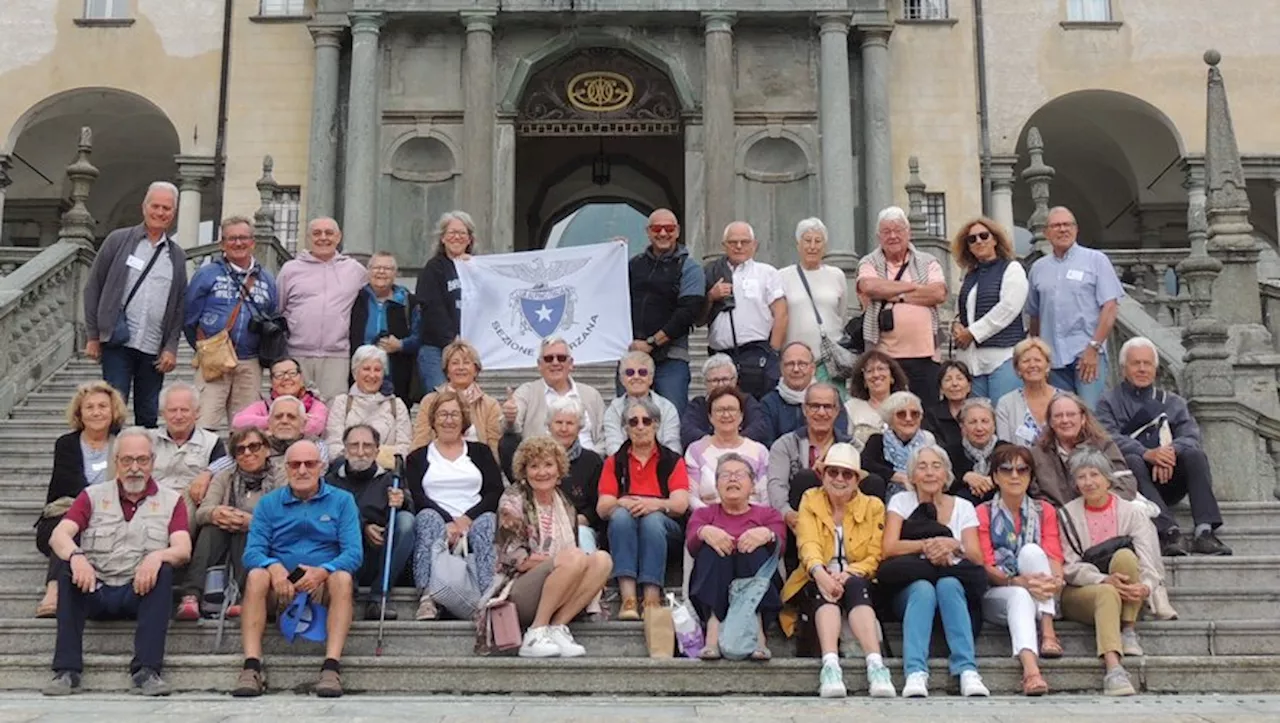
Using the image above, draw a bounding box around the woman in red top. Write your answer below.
[596,397,690,620]
[976,444,1065,696]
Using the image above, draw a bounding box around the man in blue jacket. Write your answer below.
[183,216,279,429]
[235,440,362,698]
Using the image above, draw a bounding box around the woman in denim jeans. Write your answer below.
[596,397,690,620]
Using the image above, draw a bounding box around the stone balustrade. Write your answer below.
[0,248,41,279]
[181,237,294,277]
[1108,247,1193,327]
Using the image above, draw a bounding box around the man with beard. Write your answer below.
[265,395,329,468]
[43,428,192,697]
[324,424,415,619]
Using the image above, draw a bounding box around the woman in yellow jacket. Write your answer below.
[780,443,895,699]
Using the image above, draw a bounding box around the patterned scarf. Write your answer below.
[882,428,929,474]
[861,243,940,346]
[565,439,583,462]
[962,436,998,476]
[988,495,1041,577]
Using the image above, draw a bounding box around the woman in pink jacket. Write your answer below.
[230,357,328,437]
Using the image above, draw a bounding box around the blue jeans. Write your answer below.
[417,345,445,392]
[607,508,682,587]
[100,345,165,428]
[614,357,692,409]
[54,560,173,674]
[893,578,978,677]
[1049,353,1109,409]
[358,510,416,597]
[971,357,1020,403]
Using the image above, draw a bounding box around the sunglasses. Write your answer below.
[233,441,266,456]
[542,354,569,364]
[627,416,655,428]
[895,409,923,420]
[964,231,993,245]
[997,463,1032,477]
[648,224,677,234]
[824,466,858,481]
[286,460,323,471]
[624,368,650,378]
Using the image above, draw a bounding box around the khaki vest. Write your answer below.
[82,482,180,587]
[151,428,219,494]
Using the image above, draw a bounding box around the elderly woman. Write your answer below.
[950,217,1027,402]
[1060,448,1177,696]
[780,218,848,386]
[406,390,503,620]
[844,350,910,446]
[680,354,772,448]
[996,337,1061,446]
[483,437,613,658]
[976,444,1064,696]
[415,210,475,390]
[231,357,328,437]
[178,427,285,620]
[413,339,503,460]
[781,444,895,699]
[946,398,1003,506]
[685,387,770,510]
[880,445,989,698]
[860,391,936,501]
[687,453,786,661]
[525,396,606,551]
[925,360,972,449]
[35,381,127,617]
[325,345,412,463]
[602,350,682,455]
[597,397,690,620]
[348,250,421,403]
[1030,393,1136,508]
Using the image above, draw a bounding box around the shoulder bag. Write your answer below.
[796,267,857,379]
[842,260,909,353]
[105,243,165,347]
[193,271,254,381]
[1057,505,1134,572]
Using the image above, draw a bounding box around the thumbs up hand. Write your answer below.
[502,386,518,425]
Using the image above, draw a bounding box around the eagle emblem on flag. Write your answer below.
[490,257,592,338]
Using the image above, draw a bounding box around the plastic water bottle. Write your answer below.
[669,593,705,658]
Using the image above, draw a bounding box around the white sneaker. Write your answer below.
[1121,628,1144,657]
[547,624,586,658]
[867,663,897,698]
[518,626,560,658]
[818,661,847,698]
[902,671,929,698]
[960,670,990,697]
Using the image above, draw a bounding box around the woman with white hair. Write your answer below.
[780,218,848,387]
[414,210,476,390]
[859,391,936,501]
[542,395,605,550]
[601,350,682,455]
[324,344,412,463]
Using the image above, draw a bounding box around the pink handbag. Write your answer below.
[487,601,522,651]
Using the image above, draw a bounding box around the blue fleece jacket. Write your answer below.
[243,481,363,575]
[183,258,278,358]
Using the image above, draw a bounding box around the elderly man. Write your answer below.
[856,206,947,402]
[83,182,189,428]
[680,353,771,448]
[502,336,606,450]
[348,251,420,404]
[1096,337,1231,557]
[43,429,192,697]
[1027,206,1124,408]
[702,221,787,399]
[277,217,368,400]
[759,341,849,445]
[625,209,706,408]
[183,215,278,429]
[602,351,683,455]
[235,440,361,698]
[151,383,230,522]
[767,384,865,533]
[324,424,416,620]
[264,395,329,467]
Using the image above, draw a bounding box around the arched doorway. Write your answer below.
[513,47,685,251]
[2,88,181,247]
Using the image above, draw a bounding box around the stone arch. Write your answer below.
[380,129,463,270]
[527,153,679,246]
[735,130,817,266]
[384,130,461,182]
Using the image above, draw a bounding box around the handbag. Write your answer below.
[105,243,165,347]
[795,267,857,379]
[643,600,676,658]
[486,600,522,652]
[876,261,912,334]
[719,553,779,660]
[1058,506,1135,571]
[428,536,483,619]
[194,273,254,381]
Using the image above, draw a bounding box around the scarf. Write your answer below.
[343,461,379,484]
[439,381,484,408]
[988,495,1042,577]
[861,243,940,346]
[267,435,296,456]
[882,428,929,474]
[962,436,998,476]
[776,377,809,406]
[565,439,583,462]
[229,464,272,509]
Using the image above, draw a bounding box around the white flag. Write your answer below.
[456,241,633,370]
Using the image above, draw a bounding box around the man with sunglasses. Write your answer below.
[501,336,607,451]
[602,351,683,455]
[625,208,706,409]
[237,440,362,698]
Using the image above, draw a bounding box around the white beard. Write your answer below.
[346,457,375,473]
[121,477,148,495]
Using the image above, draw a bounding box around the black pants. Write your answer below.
[182,526,247,598]
[1125,449,1223,534]
[53,559,173,675]
[895,357,941,405]
[687,544,781,622]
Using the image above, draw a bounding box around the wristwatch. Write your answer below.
[646,335,657,346]
[1088,340,1103,352]
[68,550,85,561]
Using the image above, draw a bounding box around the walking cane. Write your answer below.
[375,455,405,657]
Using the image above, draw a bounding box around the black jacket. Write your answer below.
[404,441,503,523]
[415,254,461,348]
[943,439,1009,507]
[925,404,963,449]
[348,285,418,404]
[45,431,93,507]
[325,458,416,528]
[564,450,604,530]
[629,244,705,360]
[679,394,773,449]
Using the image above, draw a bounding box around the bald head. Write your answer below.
[722,221,757,264]
[646,208,680,252]
[307,217,342,260]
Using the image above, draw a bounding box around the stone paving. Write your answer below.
[0,693,1276,722]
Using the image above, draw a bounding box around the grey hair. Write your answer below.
[144,181,179,206]
[795,217,828,242]
[1119,336,1159,368]
[1047,206,1077,222]
[878,390,924,424]
[268,394,304,417]
[546,395,586,428]
[722,221,756,241]
[1067,446,1117,485]
[905,443,955,490]
[957,397,996,424]
[804,381,841,404]
[159,381,199,410]
[876,206,910,229]
[618,350,655,382]
[623,396,662,425]
[702,353,737,380]
[350,344,389,373]
[539,335,570,357]
[112,426,154,458]
[714,452,757,483]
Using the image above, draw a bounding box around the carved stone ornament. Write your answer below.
[518,48,681,137]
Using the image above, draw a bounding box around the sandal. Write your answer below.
[698,646,722,661]
[1039,636,1064,659]
[1022,671,1049,696]
[749,646,772,662]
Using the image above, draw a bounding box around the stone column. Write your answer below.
[342,11,384,258]
[989,155,1018,237]
[0,155,11,235]
[58,127,99,248]
[462,12,496,252]
[1273,180,1280,244]
[684,122,707,260]
[492,114,515,253]
[175,155,215,247]
[306,24,343,221]
[859,23,893,253]
[1021,127,1055,257]
[817,14,857,269]
[702,12,736,252]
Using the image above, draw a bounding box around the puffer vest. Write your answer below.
[958,259,1024,349]
[82,482,180,586]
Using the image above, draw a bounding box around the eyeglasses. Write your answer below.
[542,354,569,364]
[1048,222,1077,230]
[117,455,153,468]
[311,229,339,237]
[964,231,992,245]
[627,416,655,428]
[435,410,462,420]
[623,368,650,378]
[824,466,858,481]
[724,238,752,247]
[706,376,736,386]
[648,224,678,234]
[369,265,397,273]
[997,463,1032,477]
[233,441,266,456]
[443,230,470,238]
[271,369,301,380]
[895,409,923,421]
[805,402,837,413]
[344,441,378,452]
[711,406,740,416]
[286,460,323,471]
[222,235,253,244]
[783,360,812,369]
[716,470,750,482]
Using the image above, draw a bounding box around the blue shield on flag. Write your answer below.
[520,290,566,338]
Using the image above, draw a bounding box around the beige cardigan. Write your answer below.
[411,386,503,460]
[1060,493,1177,620]
[324,387,412,461]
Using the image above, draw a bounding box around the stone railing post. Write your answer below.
[254,156,283,270]
[1021,127,1055,258]
[58,127,99,249]
[904,158,951,291]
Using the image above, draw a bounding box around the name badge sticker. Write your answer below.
[126,254,148,271]
[90,461,108,472]
[1065,269,1085,282]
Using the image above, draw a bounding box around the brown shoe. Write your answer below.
[618,597,640,621]
[231,667,264,697]
[315,669,343,698]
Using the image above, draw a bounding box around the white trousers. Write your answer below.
[981,542,1056,657]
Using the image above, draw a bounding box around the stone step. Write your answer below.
[1175,502,1280,531]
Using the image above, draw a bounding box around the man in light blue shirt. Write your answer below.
[1025,207,1124,408]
